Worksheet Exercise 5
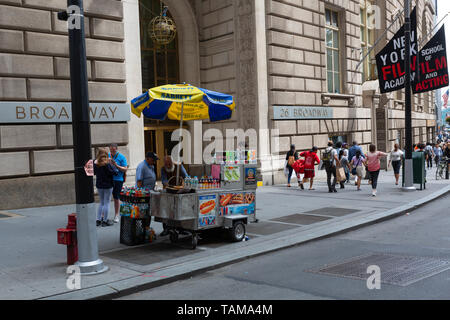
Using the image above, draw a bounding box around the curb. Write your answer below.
[39,185,450,300]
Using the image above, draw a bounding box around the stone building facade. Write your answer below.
[0,0,438,209]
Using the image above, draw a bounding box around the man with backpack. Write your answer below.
[322,141,341,193]
[424,142,434,169]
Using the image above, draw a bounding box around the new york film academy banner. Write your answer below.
[376,7,417,93]
[413,25,449,94]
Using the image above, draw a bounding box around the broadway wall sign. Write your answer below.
[376,7,417,93]
[273,106,333,120]
[0,102,130,123]
[413,25,449,93]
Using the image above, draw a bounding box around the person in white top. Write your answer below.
[388,143,404,185]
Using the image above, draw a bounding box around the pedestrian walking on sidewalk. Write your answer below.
[285,144,299,188]
[388,143,403,185]
[342,143,350,183]
[433,143,443,167]
[94,148,119,227]
[425,142,434,169]
[444,142,450,179]
[338,149,349,189]
[109,143,128,223]
[322,141,340,193]
[365,144,387,197]
[300,146,321,190]
[350,150,365,191]
[292,158,305,189]
[348,141,364,185]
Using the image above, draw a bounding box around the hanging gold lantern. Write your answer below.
[149,6,176,46]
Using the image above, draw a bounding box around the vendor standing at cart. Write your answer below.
[161,155,188,188]
[136,152,159,190]
[159,155,189,237]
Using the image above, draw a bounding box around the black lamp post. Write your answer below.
[58,0,108,274]
[403,0,416,191]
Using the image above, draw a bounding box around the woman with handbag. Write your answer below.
[338,149,349,189]
[285,144,299,187]
[94,148,119,227]
[365,144,388,197]
[350,150,365,191]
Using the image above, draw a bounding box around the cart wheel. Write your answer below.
[229,221,246,242]
[191,233,198,250]
[169,230,178,243]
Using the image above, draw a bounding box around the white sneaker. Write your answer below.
[114,216,120,223]
[372,190,377,197]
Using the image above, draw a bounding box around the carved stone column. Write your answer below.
[233,0,258,131]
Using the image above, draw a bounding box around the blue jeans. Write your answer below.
[287,166,294,184]
[344,166,350,182]
[97,188,113,222]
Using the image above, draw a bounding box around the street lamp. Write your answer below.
[59,0,108,274]
[402,0,416,191]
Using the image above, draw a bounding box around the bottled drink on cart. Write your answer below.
[193,176,198,190]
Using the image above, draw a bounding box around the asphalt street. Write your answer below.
[118,193,450,300]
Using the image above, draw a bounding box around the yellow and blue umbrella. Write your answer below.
[131,84,235,122]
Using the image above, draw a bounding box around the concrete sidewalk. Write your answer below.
[0,169,448,300]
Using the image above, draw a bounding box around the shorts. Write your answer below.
[112,180,124,200]
[304,169,315,179]
[392,160,401,175]
[356,166,364,177]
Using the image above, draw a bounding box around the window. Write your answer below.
[139,0,179,91]
[326,9,341,93]
[139,0,180,127]
[360,0,376,81]
[331,135,349,145]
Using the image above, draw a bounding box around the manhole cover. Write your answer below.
[303,207,359,217]
[270,214,331,225]
[306,253,450,286]
[246,221,299,236]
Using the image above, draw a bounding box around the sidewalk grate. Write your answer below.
[102,242,198,266]
[305,253,450,286]
[246,221,299,236]
[0,211,22,220]
[302,207,360,217]
[270,214,332,225]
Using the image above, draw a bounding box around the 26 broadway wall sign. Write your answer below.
[413,25,448,94]
[0,102,131,123]
[376,7,417,93]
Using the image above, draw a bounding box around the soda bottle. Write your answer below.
[186,176,191,189]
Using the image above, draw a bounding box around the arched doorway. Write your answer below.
[139,0,185,177]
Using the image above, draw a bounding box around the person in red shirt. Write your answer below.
[300,146,321,190]
[292,158,306,189]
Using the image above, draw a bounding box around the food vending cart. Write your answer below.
[129,84,256,249]
[151,161,257,249]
